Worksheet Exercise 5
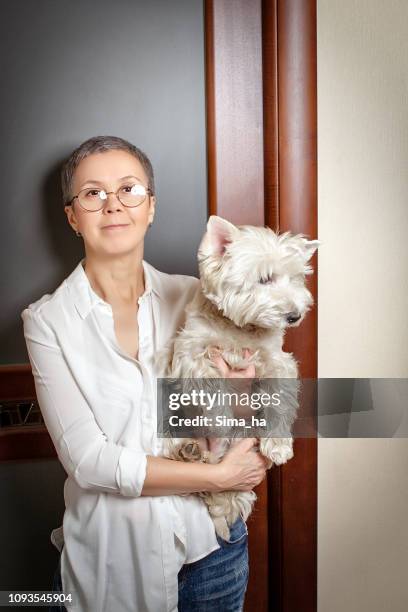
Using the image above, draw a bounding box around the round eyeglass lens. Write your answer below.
[119,183,147,207]
[77,188,104,211]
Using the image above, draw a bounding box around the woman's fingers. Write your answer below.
[208,346,255,377]
[217,435,269,491]
[209,353,230,377]
[228,363,255,376]
[231,437,258,451]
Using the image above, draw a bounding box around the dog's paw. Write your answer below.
[272,444,294,465]
[260,437,294,466]
[177,441,206,463]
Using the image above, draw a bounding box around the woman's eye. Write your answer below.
[121,185,133,193]
[131,184,146,195]
[85,189,100,198]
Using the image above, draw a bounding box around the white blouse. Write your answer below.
[21,258,220,612]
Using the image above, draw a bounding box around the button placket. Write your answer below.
[136,292,158,452]
[137,297,148,354]
[140,368,153,425]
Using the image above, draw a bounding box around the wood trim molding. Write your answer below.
[205,1,268,608]
[270,0,317,612]
[262,0,280,231]
[0,364,36,401]
[0,364,57,461]
[0,425,56,462]
[205,0,264,226]
[206,0,318,610]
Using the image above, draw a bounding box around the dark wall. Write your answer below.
[0,0,206,365]
[0,0,205,600]
[0,459,66,606]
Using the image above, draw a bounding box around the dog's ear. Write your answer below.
[303,239,321,261]
[198,215,239,257]
[300,239,320,274]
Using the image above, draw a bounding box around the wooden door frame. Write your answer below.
[204,1,318,610]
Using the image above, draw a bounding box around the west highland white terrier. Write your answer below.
[158,215,319,540]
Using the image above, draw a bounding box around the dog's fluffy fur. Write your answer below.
[157,216,319,540]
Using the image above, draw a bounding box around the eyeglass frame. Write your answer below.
[66,183,154,212]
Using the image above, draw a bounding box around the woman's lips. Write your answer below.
[101,224,130,230]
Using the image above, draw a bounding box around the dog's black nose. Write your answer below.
[286,312,301,324]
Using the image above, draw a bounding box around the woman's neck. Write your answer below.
[82,252,145,307]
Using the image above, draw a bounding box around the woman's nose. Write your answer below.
[103,191,124,211]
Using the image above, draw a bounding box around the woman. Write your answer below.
[22,136,267,612]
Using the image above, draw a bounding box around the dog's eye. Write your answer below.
[259,274,276,285]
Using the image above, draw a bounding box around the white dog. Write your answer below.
[158,216,319,540]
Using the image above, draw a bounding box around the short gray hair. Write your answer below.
[61,135,155,204]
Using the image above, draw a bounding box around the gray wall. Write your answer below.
[0,460,66,600]
[0,0,207,366]
[0,0,206,601]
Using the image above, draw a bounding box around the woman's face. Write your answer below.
[64,149,156,258]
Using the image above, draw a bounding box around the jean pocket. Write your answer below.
[219,516,248,545]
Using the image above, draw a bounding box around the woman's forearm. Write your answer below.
[140,455,222,496]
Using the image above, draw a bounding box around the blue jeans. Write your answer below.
[178,515,249,611]
[49,516,249,611]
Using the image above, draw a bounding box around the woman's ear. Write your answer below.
[148,195,156,225]
[64,205,80,233]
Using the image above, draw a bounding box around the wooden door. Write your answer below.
[204,1,318,610]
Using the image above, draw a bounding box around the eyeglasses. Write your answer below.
[67,182,153,212]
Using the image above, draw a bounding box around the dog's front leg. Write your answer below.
[255,367,299,467]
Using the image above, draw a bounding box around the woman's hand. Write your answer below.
[208,346,255,418]
[214,437,268,492]
[207,347,266,492]
[208,347,255,380]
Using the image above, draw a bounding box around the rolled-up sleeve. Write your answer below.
[21,307,147,497]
